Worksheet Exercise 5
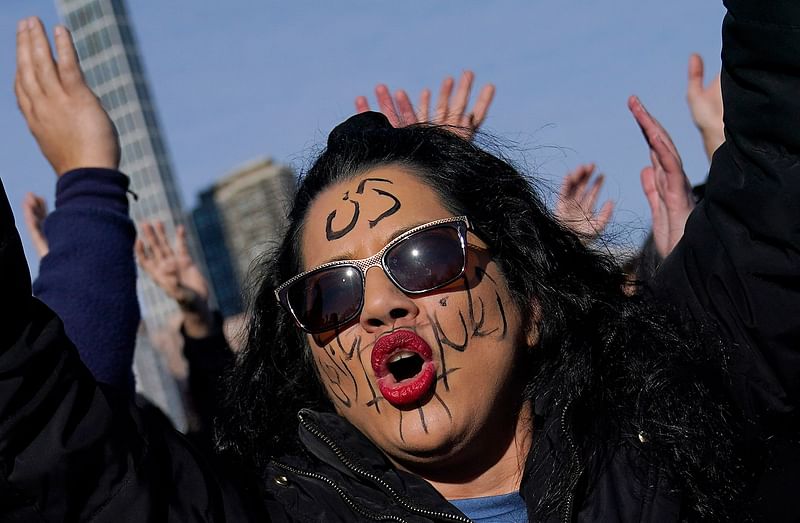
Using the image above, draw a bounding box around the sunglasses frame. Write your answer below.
[275,215,471,333]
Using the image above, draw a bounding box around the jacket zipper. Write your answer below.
[271,461,408,522]
[297,411,472,523]
[561,399,582,523]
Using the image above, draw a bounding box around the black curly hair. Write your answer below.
[216,112,749,520]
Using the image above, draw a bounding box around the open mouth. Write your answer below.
[387,351,425,381]
[371,330,437,407]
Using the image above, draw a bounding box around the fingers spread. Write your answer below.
[155,221,175,258]
[582,173,606,210]
[54,25,84,92]
[628,95,659,144]
[594,200,615,230]
[16,18,45,102]
[629,95,680,159]
[28,17,62,97]
[14,75,33,118]
[141,222,164,260]
[176,224,189,257]
[471,84,495,128]
[560,163,594,203]
[416,88,431,122]
[354,95,370,113]
[435,76,454,123]
[450,70,474,122]
[687,53,704,97]
[134,238,148,264]
[651,135,683,182]
[374,84,400,127]
[394,89,416,125]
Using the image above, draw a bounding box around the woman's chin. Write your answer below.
[380,414,465,464]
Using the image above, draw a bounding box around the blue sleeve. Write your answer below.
[32,168,139,395]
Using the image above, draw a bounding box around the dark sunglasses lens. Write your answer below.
[386,225,465,292]
[287,266,363,332]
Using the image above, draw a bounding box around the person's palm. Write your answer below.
[174,226,208,300]
[136,223,208,303]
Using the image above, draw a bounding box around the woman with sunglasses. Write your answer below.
[3,1,800,521]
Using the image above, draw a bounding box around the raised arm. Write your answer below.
[1,18,261,521]
[136,221,235,437]
[653,0,800,420]
[16,15,138,393]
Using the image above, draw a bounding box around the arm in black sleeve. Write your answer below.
[654,0,800,427]
[182,312,236,435]
[0,179,267,521]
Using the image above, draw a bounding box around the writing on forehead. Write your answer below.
[325,178,402,241]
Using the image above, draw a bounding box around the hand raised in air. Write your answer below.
[629,96,695,259]
[15,17,119,176]
[355,70,495,141]
[555,163,615,244]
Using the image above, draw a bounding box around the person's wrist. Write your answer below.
[183,313,212,339]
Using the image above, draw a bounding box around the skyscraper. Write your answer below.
[55,0,187,422]
[55,0,185,329]
[193,158,296,317]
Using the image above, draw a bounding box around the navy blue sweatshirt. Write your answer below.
[32,168,139,394]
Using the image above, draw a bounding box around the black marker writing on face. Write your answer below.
[417,404,429,434]
[335,332,361,360]
[324,178,402,241]
[318,349,358,409]
[367,189,401,228]
[495,292,508,338]
[358,353,383,414]
[430,314,453,392]
[433,310,469,352]
[469,269,508,340]
[326,199,360,241]
[317,355,351,408]
[433,392,453,421]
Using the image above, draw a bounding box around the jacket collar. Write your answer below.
[296,409,472,522]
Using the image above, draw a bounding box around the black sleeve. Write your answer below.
[182,312,236,436]
[653,1,800,426]
[0,179,268,522]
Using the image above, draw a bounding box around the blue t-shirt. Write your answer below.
[450,492,527,522]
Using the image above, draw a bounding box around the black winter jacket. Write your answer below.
[2,0,800,520]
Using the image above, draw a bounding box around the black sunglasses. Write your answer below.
[275,216,470,334]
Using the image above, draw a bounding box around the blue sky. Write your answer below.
[0,1,726,274]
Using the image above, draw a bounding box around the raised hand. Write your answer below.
[628,96,695,259]
[15,17,119,176]
[687,54,724,162]
[135,222,209,310]
[355,70,495,140]
[22,192,49,258]
[555,163,615,243]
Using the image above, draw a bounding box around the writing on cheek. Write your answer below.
[329,332,384,414]
[317,348,358,409]
[325,178,402,242]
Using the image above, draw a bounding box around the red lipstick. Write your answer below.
[371,330,436,407]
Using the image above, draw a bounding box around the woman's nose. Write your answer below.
[359,266,419,332]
